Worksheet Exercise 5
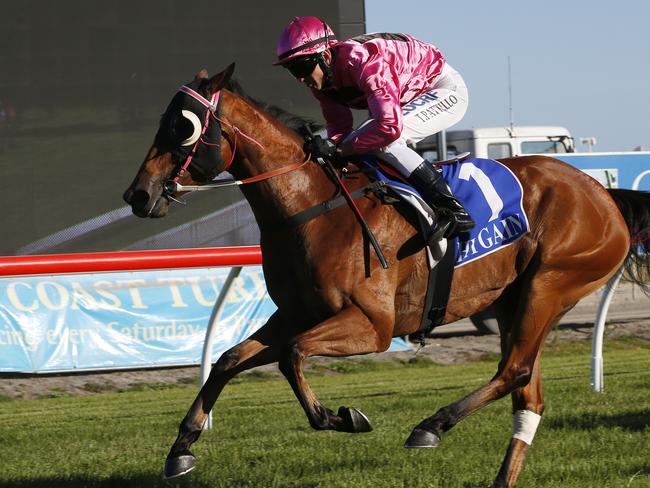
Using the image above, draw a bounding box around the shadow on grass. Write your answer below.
[0,474,211,488]
[547,409,650,432]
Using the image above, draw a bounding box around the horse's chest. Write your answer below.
[263,252,344,321]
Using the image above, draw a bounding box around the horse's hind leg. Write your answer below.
[405,288,555,446]
[407,273,587,461]
[493,348,544,488]
[406,263,612,486]
[278,305,393,433]
[164,312,287,479]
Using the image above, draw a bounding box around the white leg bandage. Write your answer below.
[512,410,541,445]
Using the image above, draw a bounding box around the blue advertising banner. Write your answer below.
[0,267,410,373]
[557,153,650,191]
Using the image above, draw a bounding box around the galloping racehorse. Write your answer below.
[123,65,650,487]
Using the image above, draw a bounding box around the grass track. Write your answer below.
[0,339,648,487]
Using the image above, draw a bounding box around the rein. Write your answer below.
[173,156,311,192]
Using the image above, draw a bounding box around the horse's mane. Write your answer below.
[226,78,322,135]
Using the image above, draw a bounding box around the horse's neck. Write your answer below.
[222,92,334,230]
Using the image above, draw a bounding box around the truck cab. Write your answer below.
[416,126,575,160]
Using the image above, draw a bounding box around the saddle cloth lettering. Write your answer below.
[441,158,530,267]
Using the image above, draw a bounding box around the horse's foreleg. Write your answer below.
[164,313,286,479]
[278,305,392,433]
[493,350,544,488]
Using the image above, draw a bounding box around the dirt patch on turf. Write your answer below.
[1,318,648,401]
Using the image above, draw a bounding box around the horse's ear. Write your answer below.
[206,63,235,95]
[195,68,209,80]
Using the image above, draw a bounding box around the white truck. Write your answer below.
[416,125,650,192]
[418,125,574,159]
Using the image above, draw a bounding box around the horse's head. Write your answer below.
[123,64,235,218]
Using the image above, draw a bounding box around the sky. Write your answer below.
[366,0,650,152]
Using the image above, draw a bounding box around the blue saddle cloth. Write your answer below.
[362,157,530,267]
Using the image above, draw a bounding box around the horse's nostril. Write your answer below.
[123,188,134,205]
[131,190,150,210]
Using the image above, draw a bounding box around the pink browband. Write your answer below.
[178,85,218,112]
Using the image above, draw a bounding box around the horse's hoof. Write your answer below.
[404,428,440,448]
[163,451,196,479]
[338,406,373,432]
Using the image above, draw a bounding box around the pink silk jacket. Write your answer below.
[312,33,446,153]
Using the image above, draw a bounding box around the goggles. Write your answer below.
[285,55,320,79]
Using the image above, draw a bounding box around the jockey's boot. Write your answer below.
[408,161,475,239]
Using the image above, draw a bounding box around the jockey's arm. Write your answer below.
[313,89,354,144]
[336,51,403,157]
[337,85,403,157]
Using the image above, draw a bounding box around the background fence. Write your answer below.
[0,246,410,374]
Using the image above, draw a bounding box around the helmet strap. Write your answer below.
[318,50,334,89]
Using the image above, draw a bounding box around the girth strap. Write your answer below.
[410,239,456,344]
[422,240,456,332]
[283,180,385,229]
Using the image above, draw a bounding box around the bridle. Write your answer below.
[162,84,310,201]
[162,84,226,200]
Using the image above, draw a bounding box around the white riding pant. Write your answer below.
[342,63,469,178]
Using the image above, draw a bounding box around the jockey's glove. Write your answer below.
[304,135,338,161]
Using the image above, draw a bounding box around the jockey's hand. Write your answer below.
[330,149,348,169]
[304,135,338,160]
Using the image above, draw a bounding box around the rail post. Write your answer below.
[591,267,624,392]
[591,176,648,391]
[200,266,242,430]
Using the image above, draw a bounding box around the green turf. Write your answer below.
[0,338,648,487]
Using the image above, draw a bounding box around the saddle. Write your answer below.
[359,152,472,253]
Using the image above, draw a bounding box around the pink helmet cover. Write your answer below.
[275,16,337,65]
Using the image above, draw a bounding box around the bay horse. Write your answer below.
[123,64,650,487]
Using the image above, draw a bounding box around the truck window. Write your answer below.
[487,143,512,159]
[521,141,567,154]
[421,150,438,161]
[418,146,459,161]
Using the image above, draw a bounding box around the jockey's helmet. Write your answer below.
[274,16,337,66]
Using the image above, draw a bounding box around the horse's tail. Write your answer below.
[608,188,650,292]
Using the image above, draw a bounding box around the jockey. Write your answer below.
[274,16,475,238]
